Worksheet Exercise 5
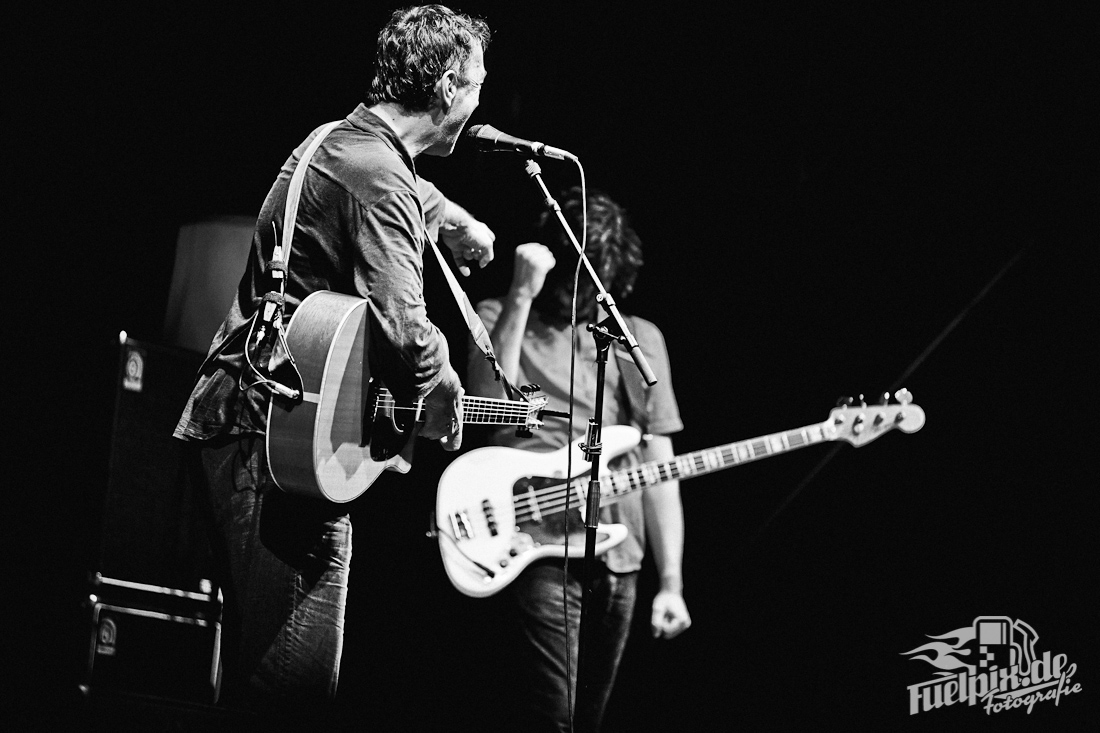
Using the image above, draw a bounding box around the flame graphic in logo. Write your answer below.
[904,617,1042,677]
[901,626,976,675]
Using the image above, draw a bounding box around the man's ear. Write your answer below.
[436,68,460,113]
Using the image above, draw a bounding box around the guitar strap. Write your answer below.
[275,120,343,303]
[423,231,525,402]
[239,121,344,400]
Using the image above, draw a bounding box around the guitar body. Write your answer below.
[267,290,415,503]
[437,425,643,598]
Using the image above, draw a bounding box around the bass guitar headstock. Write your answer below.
[824,388,926,447]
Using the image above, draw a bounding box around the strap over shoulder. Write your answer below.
[279,120,343,272]
[424,230,525,403]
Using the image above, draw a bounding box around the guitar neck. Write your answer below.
[510,397,922,523]
[375,388,536,426]
[551,421,832,514]
[458,395,538,426]
[600,421,831,504]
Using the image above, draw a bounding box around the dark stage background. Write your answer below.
[11,2,1097,731]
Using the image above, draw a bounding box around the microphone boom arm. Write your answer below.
[523,159,657,386]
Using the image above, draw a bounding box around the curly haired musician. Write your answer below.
[173,5,494,723]
[467,187,692,732]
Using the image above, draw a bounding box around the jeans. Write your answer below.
[189,434,351,721]
[507,559,638,733]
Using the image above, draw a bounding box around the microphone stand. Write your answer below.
[522,159,657,726]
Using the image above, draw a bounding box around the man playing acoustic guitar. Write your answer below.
[174,5,495,724]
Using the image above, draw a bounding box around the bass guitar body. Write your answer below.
[436,425,643,598]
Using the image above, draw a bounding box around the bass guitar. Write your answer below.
[267,290,548,502]
[435,392,925,597]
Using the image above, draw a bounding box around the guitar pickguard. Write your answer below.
[511,474,591,548]
[365,377,414,461]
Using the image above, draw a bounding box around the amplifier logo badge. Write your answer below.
[96,616,118,657]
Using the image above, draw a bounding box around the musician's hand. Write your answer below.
[651,590,691,640]
[421,367,464,451]
[508,243,556,302]
[440,214,496,277]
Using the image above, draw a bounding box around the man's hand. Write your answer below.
[651,590,691,640]
[508,243,556,302]
[440,214,496,277]
[420,366,464,451]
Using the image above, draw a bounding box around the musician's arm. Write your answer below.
[466,300,505,399]
[641,434,692,639]
[438,199,495,275]
[467,243,556,399]
[474,294,531,399]
[348,188,463,449]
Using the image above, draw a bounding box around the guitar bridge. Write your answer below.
[449,511,472,540]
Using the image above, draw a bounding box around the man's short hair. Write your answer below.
[368,5,490,112]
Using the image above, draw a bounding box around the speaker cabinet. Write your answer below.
[84,574,222,704]
[99,334,211,592]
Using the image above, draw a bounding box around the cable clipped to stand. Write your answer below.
[241,120,342,401]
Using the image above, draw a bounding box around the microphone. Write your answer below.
[466,124,577,161]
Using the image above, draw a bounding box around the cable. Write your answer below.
[239,223,305,400]
[562,160,586,732]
